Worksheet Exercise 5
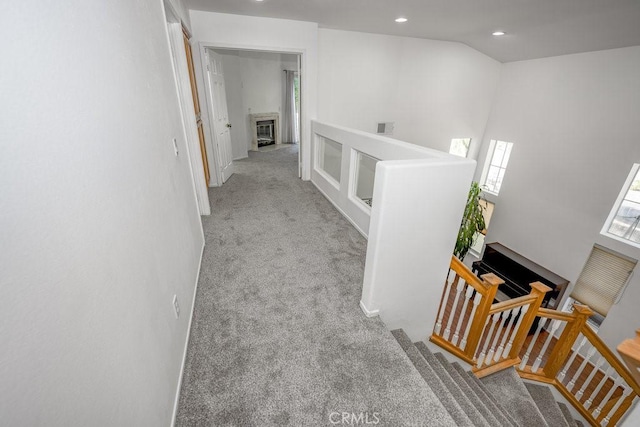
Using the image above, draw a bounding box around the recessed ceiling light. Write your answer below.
[395,17,408,23]
[492,31,506,36]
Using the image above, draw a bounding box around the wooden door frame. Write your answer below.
[197,42,306,182]
[163,8,211,215]
[183,30,211,187]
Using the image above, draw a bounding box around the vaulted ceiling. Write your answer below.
[186,0,640,62]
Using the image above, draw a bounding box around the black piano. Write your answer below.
[472,242,568,310]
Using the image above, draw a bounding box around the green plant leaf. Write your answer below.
[454,182,486,261]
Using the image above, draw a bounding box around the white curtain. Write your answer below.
[282,70,299,143]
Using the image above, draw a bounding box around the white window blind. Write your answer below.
[570,245,637,316]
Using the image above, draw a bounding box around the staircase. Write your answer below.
[392,329,585,427]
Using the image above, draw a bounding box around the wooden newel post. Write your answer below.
[463,273,503,359]
[542,304,592,379]
[618,328,640,388]
[507,282,552,361]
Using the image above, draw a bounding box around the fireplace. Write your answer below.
[256,120,275,147]
[250,112,280,151]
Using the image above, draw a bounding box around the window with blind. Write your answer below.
[570,244,637,317]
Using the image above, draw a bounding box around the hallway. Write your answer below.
[175,146,453,426]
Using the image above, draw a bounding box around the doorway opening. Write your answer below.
[199,47,303,184]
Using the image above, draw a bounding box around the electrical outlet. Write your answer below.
[172,295,180,319]
[172,138,179,156]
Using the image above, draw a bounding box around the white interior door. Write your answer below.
[207,51,234,183]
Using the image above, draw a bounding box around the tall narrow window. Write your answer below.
[449,138,471,158]
[603,164,640,247]
[482,140,513,194]
[570,245,636,318]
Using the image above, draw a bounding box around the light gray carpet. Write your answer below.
[450,362,518,427]
[392,330,584,427]
[525,383,570,427]
[392,330,474,427]
[176,146,455,426]
[479,368,549,427]
[557,402,579,427]
[432,352,507,426]
[412,342,491,427]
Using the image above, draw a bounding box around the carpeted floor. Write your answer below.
[175,146,454,426]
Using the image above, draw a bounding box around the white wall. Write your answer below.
[310,121,475,341]
[0,1,204,425]
[189,11,318,179]
[476,46,640,351]
[317,29,502,156]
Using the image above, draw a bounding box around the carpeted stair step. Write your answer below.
[480,368,549,427]
[412,341,492,427]
[391,330,474,426]
[431,351,512,427]
[430,352,512,427]
[525,383,570,427]
[450,362,518,427]
[557,402,579,427]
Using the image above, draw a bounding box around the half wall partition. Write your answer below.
[311,120,476,341]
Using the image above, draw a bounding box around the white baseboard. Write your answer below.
[170,241,205,427]
[360,300,379,317]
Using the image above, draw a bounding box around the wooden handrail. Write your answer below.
[450,256,492,294]
[536,307,579,322]
[617,329,640,388]
[581,323,640,396]
[488,294,538,315]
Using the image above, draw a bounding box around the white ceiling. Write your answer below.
[186,0,640,62]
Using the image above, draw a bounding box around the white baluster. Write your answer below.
[504,304,529,357]
[585,366,613,410]
[494,307,519,361]
[452,284,475,346]
[594,375,623,419]
[603,388,634,426]
[434,272,455,335]
[520,317,549,370]
[576,356,605,400]
[460,291,482,350]
[532,319,563,372]
[559,336,587,383]
[487,309,513,363]
[477,313,500,368]
[443,277,464,341]
[568,346,597,392]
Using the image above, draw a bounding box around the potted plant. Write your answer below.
[454,181,486,260]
